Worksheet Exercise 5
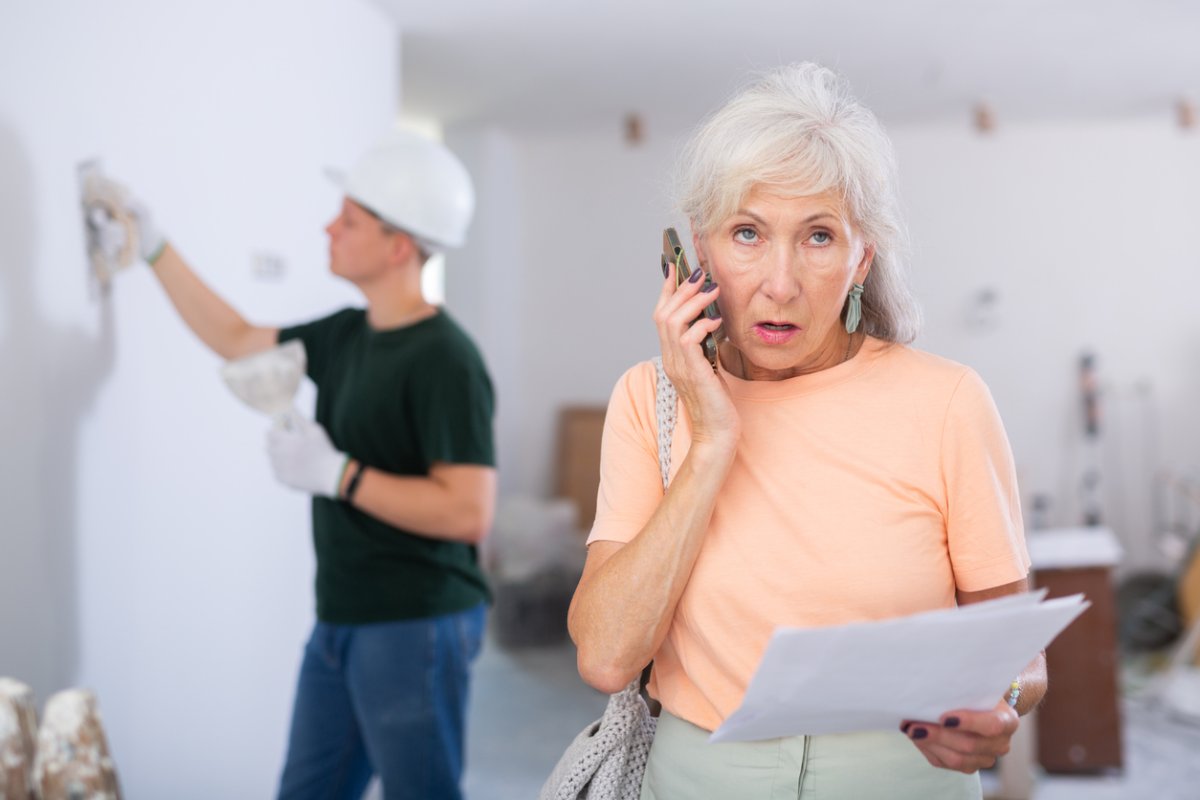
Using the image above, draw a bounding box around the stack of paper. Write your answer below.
[710,591,1088,743]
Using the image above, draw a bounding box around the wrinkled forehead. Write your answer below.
[705,178,855,232]
[709,145,854,223]
[742,181,850,213]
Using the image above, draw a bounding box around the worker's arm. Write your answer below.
[338,460,496,544]
[266,417,496,544]
[113,188,276,360]
[150,244,278,360]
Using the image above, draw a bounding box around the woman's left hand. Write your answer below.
[899,700,1019,773]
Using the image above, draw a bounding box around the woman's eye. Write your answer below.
[733,227,758,243]
[809,231,831,245]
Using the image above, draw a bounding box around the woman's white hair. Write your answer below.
[674,62,921,343]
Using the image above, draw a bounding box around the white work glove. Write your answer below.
[83,174,167,264]
[126,196,166,264]
[86,205,131,264]
[266,416,349,498]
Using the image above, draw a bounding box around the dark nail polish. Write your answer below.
[701,281,718,293]
[911,727,928,740]
[661,256,669,278]
[688,268,704,284]
[900,722,912,734]
[944,717,960,728]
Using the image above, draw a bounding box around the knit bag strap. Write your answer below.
[651,357,677,492]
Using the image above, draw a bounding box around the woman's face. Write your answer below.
[695,184,874,381]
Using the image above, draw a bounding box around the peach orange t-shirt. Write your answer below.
[587,337,1031,733]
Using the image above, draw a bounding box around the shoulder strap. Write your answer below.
[651,357,677,491]
[638,357,677,711]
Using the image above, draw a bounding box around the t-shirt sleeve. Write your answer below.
[277,308,356,387]
[410,346,495,468]
[940,368,1032,592]
[587,362,664,546]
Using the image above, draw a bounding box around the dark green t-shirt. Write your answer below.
[278,308,494,623]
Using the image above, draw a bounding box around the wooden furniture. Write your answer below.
[1028,527,1124,774]
[1180,546,1200,666]
[554,406,607,533]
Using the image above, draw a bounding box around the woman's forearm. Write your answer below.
[568,441,735,694]
[1013,651,1048,716]
[957,579,1049,717]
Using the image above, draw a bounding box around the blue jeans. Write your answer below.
[277,604,486,800]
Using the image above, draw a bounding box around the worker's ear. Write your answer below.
[388,229,420,267]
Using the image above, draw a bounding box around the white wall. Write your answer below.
[447,115,1200,573]
[0,1,397,796]
[445,125,687,498]
[443,127,528,499]
[892,118,1200,570]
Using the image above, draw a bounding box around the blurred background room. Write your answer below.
[2,1,1200,797]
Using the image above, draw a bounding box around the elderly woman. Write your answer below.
[567,63,1045,799]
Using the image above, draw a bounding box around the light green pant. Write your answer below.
[640,712,982,800]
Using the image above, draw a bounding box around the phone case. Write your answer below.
[662,227,722,369]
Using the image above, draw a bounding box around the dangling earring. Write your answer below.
[844,283,864,334]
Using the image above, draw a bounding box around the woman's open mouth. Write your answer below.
[753,322,800,344]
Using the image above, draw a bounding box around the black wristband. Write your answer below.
[343,461,367,504]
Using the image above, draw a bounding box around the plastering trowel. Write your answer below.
[220,339,307,429]
[77,160,137,293]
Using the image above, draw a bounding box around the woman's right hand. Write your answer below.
[654,264,740,453]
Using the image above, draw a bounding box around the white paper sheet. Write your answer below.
[709,592,1089,743]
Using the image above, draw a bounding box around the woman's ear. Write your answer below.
[691,229,711,270]
[855,242,876,284]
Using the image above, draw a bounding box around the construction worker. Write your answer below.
[109,130,495,800]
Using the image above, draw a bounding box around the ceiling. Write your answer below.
[377,0,1200,133]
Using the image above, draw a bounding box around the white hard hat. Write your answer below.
[330,129,475,250]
